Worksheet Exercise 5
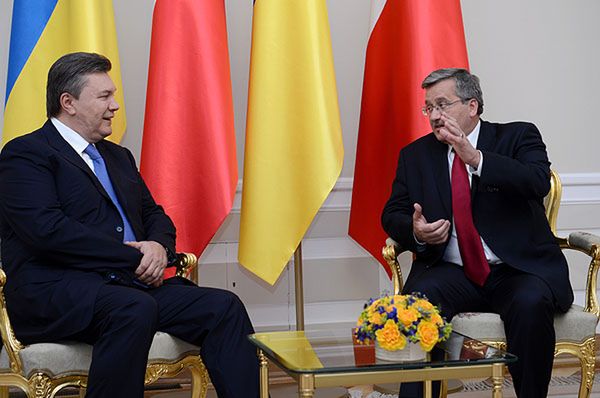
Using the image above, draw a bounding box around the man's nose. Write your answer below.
[109,99,120,112]
[429,109,442,120]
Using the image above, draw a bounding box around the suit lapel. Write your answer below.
[473,120,496,199]
[43,122,111,201]
[431,138,452,216]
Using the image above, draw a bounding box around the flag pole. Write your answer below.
[294,242,305,331]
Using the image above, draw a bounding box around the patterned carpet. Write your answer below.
[461,373,599,392]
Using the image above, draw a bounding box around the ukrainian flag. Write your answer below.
[3,0,127,145]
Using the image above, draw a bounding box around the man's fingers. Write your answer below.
[440,114,462,135]
[139,259,159,280]
[413,203,425,223]
[427,220,451,244]
[420,218,446,232]
[125,241,142,248]
[416,219,450,244]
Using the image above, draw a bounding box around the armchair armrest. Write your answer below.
[565,231,600,317]
[568,231,600,253]
[382,238,408,295]
[174,252,199,283]
[0,268,24,374]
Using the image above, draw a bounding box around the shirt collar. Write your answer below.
[51,117,93,155]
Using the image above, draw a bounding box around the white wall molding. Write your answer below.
[229,173,600,215]
[560,173,600,205]
[205,172,600,264]
[249,290,593,331]
[202,172,600,331]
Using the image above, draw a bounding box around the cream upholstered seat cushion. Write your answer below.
[0,331,200,378]
[452,304,597,342]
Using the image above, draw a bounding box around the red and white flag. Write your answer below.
[141,0,237,278]
[349,0,469,275]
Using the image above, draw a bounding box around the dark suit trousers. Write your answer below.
[398,262,557,398]
[70,277,259,398]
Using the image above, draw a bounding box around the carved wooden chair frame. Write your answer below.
[0,253,211,398]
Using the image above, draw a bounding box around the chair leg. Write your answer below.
[577,340,596,398]
[0,387,9,398]
[189,360,210,398]
[79,387,86,398]
[28,373,56,398]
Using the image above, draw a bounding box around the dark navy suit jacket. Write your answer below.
[381,120,574,311]
[0,120,176,343]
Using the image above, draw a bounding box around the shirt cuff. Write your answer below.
[413,232,426,246]
[469,150,483,176]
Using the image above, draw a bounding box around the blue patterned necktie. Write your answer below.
[84,144,136,242]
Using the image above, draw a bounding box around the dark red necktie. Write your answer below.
[451,154,490,286]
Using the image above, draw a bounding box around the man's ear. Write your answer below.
[468,99,479,117]
[60,92,77,116]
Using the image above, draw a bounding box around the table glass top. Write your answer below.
[249,330,517,374]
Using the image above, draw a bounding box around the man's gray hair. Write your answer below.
[421,68,484,115]
[46,52,112,118]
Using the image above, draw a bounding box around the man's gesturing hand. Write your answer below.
[126,241,168,287]
[412,203,450,245]
[439,113,481,168]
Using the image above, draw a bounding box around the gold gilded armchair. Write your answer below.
[383,170,600,398]
[0,253,210,398]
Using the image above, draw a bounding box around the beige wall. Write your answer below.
[1,1,599,172]
[1,0,600,329]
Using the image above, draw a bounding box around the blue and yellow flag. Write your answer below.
[3,0,126,145]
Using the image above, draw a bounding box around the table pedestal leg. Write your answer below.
[298,374,315,398]
[491,363,504,398]
[258,350,269,398]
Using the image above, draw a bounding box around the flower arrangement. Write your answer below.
[354,293,452,352]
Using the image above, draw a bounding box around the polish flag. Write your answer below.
[349,0,469,275]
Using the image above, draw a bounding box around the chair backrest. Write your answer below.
[544,170,562,235]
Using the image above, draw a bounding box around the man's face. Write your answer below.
[68,72,119,143]
[424,78,477,143]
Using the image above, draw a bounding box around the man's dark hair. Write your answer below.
[46,52,112,118]
[421,68,484,115]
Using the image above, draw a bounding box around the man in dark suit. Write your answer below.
[0,52,259,398]
[382,68,573,398]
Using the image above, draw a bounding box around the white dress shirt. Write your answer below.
[51,118,96,172]
[442,120,502,265]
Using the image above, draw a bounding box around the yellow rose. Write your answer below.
[430,313,444,326]
[417,320,439,352]
[367,301,380,317]
[370,311,384,325]
[397,307,419,327]
[375,320,407,351]
[414,299,434,311]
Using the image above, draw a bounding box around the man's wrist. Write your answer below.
[468,150,483,176]
[413,232,426,246]
[162,245,178,266]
